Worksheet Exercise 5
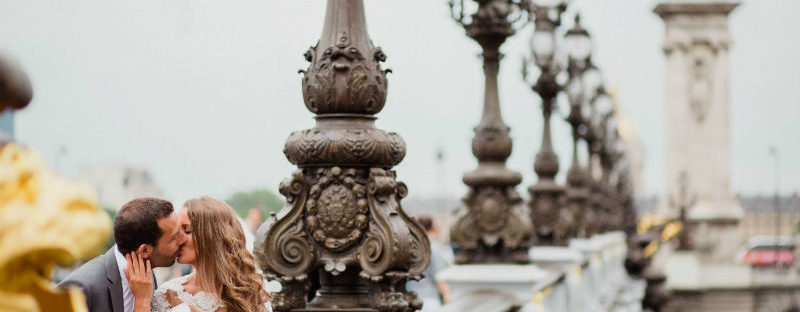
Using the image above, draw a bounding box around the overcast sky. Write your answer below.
[0,0,798,206]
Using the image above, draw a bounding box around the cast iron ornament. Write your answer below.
[255,2,430,311]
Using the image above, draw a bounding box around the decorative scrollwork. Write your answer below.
[255,170,317,280]
[359,168,430,279]
[358,169,397,278]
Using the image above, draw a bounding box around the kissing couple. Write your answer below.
[59,197,272,312]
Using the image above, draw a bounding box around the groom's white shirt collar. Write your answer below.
[114,245,135,312]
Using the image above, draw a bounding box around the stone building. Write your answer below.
[78,165,164,210]
[739,194,800,240]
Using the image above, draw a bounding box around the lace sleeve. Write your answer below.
[183,292,225,312]
[152,276,195,312]
[152,287,171,312]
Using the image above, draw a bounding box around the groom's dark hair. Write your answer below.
[114,197,174,255]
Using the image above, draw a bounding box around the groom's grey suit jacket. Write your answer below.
[58,247,158,312]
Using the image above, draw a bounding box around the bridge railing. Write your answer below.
[439,232,641,312]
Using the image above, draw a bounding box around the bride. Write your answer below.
[125,196,272,312]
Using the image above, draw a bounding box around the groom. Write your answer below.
[59,197,187,312]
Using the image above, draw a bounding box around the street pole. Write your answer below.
[768,145,780,268]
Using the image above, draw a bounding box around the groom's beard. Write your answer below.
[148,249,178,267]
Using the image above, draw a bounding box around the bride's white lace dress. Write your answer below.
[152,274,273,312]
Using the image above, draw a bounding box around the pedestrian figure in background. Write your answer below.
[408,216,451,311]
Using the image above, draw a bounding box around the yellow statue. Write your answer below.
[0,144,111,312]
[0,55,111,312]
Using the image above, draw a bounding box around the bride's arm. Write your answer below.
[124,252,153,312]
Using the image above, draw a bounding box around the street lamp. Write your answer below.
[564,14,592,66]
[586,87,612,232]
[615,153,638,236]
[582,62,603,102]
[525,0,571,246]
[768,145,781,267]
[563,14,594,238]
[448,0,534,264]
[602,116,623,231]
[598,92,617,232]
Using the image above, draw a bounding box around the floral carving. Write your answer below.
[529,188,570,246]
[451,185,533,264]
[305,167,368,252]
[302,31,389,115]
[284,128,406,167]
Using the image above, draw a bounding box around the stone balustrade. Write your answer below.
[439,232,643,312]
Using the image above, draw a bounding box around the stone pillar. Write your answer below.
[655,0,742,261]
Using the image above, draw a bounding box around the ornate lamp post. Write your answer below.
[614,149,638,236]
[448,0,534,264]
[601,114,623,231]
[586,87,613,232]
[255,1,430,311]
[562,15,594,238]
[619,176,637,236]
[524,0,570,246]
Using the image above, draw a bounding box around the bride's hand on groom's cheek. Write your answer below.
[164,289,200,312]
[165,289,183,307]
[124,252,154,301]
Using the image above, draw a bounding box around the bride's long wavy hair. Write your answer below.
[184,196,269,312]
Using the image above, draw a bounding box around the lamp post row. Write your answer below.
[447,0,637,264]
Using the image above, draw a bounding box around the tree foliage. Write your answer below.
[102,207,117,250]
[225,188,284,221]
